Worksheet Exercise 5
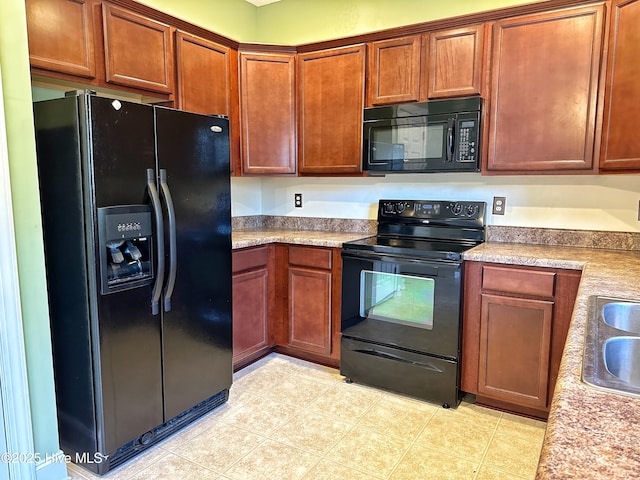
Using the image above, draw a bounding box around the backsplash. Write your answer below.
[487,226,640,251]
[232,215,376,234]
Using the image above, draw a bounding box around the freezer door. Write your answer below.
[87,96,164,452]
[154,107,232,419]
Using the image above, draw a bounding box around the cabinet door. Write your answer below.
[366,35,421,106]
[425,24,484,99]
[232,247,270,367]
[240,52,297,175]
[486,5,605,173]
[599,0,640,172]
[175,32,235,116]
[26,0,96,78]
[288,266,332,355]
[102,2,174,94]
[478,294,553,409]
[232,268,269,365]
[298,45,365,174]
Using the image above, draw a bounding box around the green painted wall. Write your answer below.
[0,0,60,458]
[137,0,258,42]
[255,0,546,44]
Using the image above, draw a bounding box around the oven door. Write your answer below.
[341,250,462,359]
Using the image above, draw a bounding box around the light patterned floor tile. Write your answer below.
[415,415,495,462]
[223,439,319,480]
[301,459,381,480]
[390,447,479,480]
[166,421,265,473]
[64,354,545,480]
[432,399,503,431]
[126,451,218,480]
[326,424,411,478]
[307,381,384,423]
[497,412,547,443]
[212,392,300,435]
[483,430,544,479]
[66,445,167,480]
[358,392,437,441]
[270,410,353,455]
[476,465,530,480]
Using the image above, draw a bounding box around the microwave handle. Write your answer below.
[446,118,455,162]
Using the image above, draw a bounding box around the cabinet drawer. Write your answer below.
[482,265,555,297]
[232,246,269,273]
[288,246,332,269]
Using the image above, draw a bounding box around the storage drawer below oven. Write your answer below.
[340,336,460,408]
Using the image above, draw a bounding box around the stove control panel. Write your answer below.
[379,200,486,221]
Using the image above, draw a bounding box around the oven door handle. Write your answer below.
[341,250,458,269]
[352,348,444,372]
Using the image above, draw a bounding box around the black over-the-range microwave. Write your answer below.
[362,96,482,174]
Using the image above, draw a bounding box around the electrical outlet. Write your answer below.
[492,196,506,215]
[294,193,303,208]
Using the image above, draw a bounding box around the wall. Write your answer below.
[257,175,640,232]
[0,0,64,473]
[254,0,547,44]
[137,0,258,42]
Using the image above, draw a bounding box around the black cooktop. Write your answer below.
[342,199,487,261]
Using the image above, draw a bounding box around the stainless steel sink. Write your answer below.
[604,337,640,387]
[582,296,640,398]
[603,302,640,334]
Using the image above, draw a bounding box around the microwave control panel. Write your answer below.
[456,119,478,163]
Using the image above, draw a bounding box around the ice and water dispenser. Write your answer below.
[98,205,154,294]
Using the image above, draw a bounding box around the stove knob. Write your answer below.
[396,202,406,213]
[451,203,463,215]
[383,202,395,214]
[466,204,478,217]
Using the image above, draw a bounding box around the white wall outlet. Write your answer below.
[492,196,506,215]
[294,193,302,208]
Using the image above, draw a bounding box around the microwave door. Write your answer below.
[366,115,452,172]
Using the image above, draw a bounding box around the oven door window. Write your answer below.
[359,270,434,330]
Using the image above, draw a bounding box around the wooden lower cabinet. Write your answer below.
[478,294,554,409]
[462,261,581,418]
[232,243,342,370]
[273,244,342,367]
[232,246,271,370]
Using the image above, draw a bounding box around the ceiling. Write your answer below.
[245,0,282,6]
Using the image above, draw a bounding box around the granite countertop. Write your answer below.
[232,228,371,250]
[463,242,640,479]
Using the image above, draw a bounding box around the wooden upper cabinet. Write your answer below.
[239,52,297,175]
[175,32,240,175]
[366,35,421,106]
[102,2,174,94]
[26,0,96,78]
[175,32,235,116]
[486,4,605,173]
[298,45,365,174]
[425,24,485,99]
[599,0,640,172]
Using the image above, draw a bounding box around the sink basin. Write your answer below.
[603,302,640,334]
[604,337,640,387]
[582,296,640,398]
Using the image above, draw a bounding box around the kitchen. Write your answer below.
[1,0,640,479]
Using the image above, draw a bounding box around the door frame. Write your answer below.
[0,67,37,480]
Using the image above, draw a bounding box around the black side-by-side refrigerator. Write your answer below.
[34,91,232,474]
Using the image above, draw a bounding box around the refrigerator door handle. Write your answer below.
[159,169,177,312]
[147,168,164,315]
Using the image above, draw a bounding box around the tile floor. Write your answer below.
[67,353,546,480]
